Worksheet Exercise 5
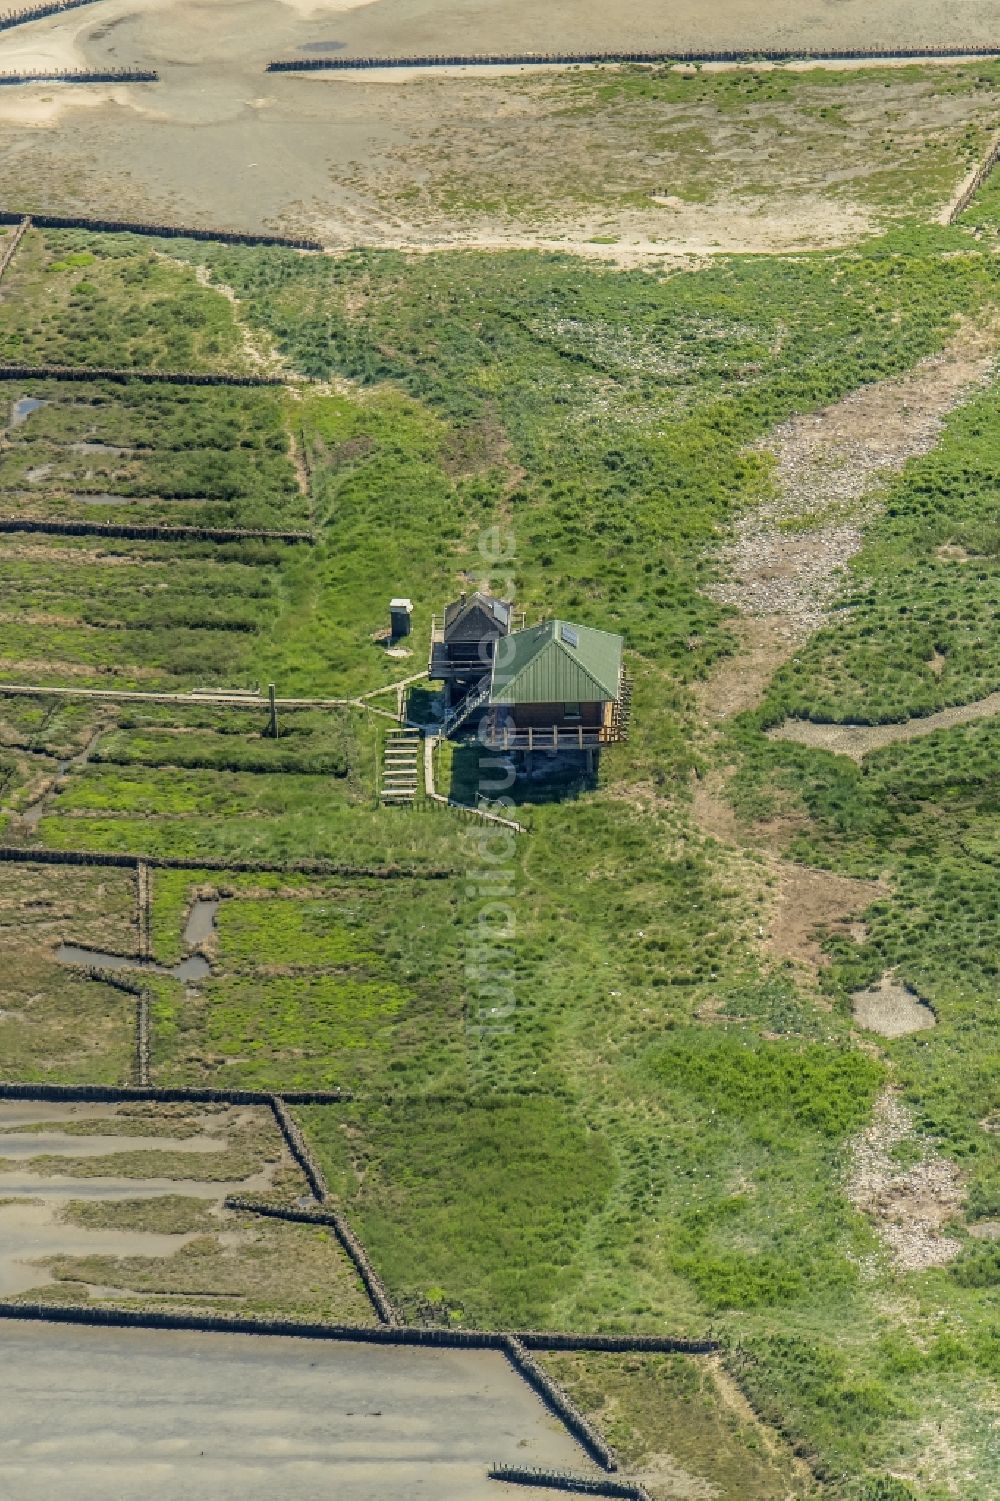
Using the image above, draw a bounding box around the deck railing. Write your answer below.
[479,717,620,751]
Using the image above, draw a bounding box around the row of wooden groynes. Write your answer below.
[0,0,100,32]
[267,44,1000,72]
[0,517,314,545]
[0,362,284,387]
[0,69,157,83]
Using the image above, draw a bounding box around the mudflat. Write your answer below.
[0,1319,586,1498]
[0,0,996,250]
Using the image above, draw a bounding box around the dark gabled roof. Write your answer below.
[443,591,511,633]
[489,620,623,705]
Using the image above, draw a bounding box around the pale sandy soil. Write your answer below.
[768,689,1000,761]
[852,974,937,1037]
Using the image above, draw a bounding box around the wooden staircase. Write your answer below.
[441,675,491,737]
[380,727,420,805]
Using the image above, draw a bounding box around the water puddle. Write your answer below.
[10,395,44,427]
[19,759,70,829]
[0,1100,282,1301]
[0,1172,269,1200]
[56,943,210,983]
[184,897,219,950]
[0,1130,224,1159]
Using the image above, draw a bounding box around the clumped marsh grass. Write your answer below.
[0,230,249,373]
[40,1214,376,1323]
[58,1195,218,1234]
[543,1350,807,1500]
[0,215,998,1494]
[0,378,305,532]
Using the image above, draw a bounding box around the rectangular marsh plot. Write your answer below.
[0,1321,589,1498]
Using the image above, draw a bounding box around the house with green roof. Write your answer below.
[443,617,629,757]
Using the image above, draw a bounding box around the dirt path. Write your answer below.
[691,322,1000,979]
[192,263,292,380]
[768,689,1000,761]
[704,320,1000,708]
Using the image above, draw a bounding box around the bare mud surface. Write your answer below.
[848,1089,964,1271]
[852,975,937,1037]
[768,689,1000,761]
[0,1318,587,1498]
[0,1101,291,1296]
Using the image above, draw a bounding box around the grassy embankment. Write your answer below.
[1,207,998,1495]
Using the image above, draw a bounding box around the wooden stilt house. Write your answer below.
[428,591,518,707]
[480,620,629,752]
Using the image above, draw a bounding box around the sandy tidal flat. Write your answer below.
[0,0,995,250]
[0,1320,587,1498]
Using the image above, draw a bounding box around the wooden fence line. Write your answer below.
[0,206,321,250]
[0,517,313,545]
[0,362,286,387]
[488,1468,651,1499]
[136,860,151,958]
[0,1079,351,1105]
[502,1335,618,1472]
[940,129,1000,223]
[225,1196,401,1327]
[0,215,29,284]
[267,44,1000,73]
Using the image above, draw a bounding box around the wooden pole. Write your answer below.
[268,683,278,739]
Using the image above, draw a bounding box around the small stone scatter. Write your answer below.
[708,333,999,635]
[848,1090,963,1272]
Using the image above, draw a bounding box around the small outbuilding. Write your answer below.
[389,598,413,639]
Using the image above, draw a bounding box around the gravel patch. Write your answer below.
[707,323,999,640]
[852,974,937,1037]
[848,1090,963,1271]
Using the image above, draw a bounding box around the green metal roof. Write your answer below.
[489,620,623,705]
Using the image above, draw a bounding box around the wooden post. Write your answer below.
[268,683,278,739]
[528,726,534,753]
[577,725,583,750]
[552,724,557,749]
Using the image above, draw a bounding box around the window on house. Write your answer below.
[564,702,581,719]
